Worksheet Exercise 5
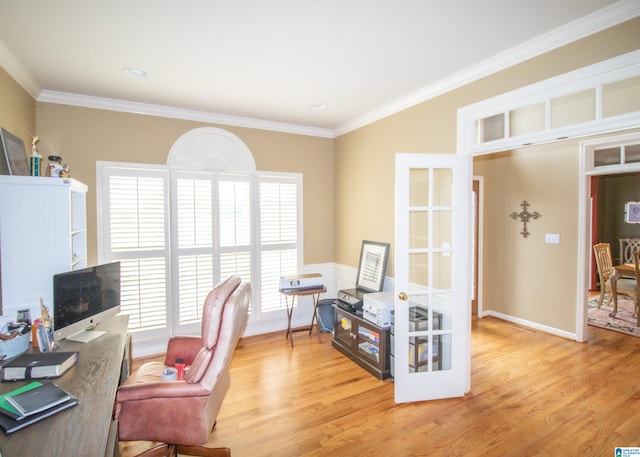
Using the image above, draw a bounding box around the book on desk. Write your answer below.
[0,381,78,434]
[1,351,79,381]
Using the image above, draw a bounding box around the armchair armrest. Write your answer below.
[116,380,210,403]
[164,335,202,366]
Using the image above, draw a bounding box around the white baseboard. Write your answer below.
[481,310,577,341]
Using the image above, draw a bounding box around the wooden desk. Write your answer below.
[609,263,638,325]
[279,287,326,348]
[0,314,129,457]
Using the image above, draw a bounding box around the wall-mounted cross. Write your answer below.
[510,200,540,238]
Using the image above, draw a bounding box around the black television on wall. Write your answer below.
[52,261,121,343]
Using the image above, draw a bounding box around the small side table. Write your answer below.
[279,286,326,347]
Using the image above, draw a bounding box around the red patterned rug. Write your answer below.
[588,296,639,337]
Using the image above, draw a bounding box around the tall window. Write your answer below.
[97,162,302,339]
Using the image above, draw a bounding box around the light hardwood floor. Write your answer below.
[120,317,640,457]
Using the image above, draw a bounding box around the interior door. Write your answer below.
[394,153,471,402]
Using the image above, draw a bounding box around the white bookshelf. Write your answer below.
[0,176,87,321]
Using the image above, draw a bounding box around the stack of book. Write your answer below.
[0,381,78,433]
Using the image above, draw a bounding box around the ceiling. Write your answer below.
[0,0,633,137]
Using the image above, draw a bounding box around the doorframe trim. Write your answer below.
[473,176,484,318]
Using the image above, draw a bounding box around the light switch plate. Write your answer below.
[545,233,560,244]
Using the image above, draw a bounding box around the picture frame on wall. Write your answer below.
[625,201,640,224]
[0,128,29,176]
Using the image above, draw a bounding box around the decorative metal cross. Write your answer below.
[510,200,540,238]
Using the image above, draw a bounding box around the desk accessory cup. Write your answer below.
[174,358,186,380]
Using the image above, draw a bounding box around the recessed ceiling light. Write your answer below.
[122,67,148,79]
[309,103,327,110]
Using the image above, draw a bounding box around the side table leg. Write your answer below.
[285,295,296,348]
[309,293,322,343]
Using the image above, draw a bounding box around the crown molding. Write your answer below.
[37,90,334,138]
[332,0,640,137]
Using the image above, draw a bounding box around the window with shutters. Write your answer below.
[96,162,302,339]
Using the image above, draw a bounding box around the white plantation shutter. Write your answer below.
[174,175,216,326]
[120,257,167,329]
[259,177,301,312]
[218,176,253,314]
[219,179,251,247]
[97,162,301,339]
[100,168,170,332]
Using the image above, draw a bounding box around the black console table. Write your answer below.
[332,304,391,380]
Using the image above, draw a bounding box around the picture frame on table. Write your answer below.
[355,240,390,293]
[0,127,29,176]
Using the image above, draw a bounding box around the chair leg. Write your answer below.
[175,445,231,457]
[130,443,177,457]
[128,443,230,457]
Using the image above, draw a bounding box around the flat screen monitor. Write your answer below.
[52,261,121,343]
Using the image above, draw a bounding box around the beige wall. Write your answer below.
[334,17,640,333]
[35,104,334,266]
[477,143,580,329]
[0,67,35,154]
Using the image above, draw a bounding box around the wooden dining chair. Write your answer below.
[592,242,636,308]
[619,238,640,264]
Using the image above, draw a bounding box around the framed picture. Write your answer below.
[625,201,640,224]
[355,240,390,293]
[0,128,29,176]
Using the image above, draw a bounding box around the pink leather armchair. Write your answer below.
[116,276,251,457]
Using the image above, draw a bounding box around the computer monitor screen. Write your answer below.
[52,261,121,343]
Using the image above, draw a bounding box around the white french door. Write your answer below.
[394,153,471,402]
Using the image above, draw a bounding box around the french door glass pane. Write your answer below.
[409,252,428,287]
[409,168,429,206]
[432,169,452,206]
[409,211,428,249]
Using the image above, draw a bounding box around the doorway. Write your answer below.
[579,134,640,341]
